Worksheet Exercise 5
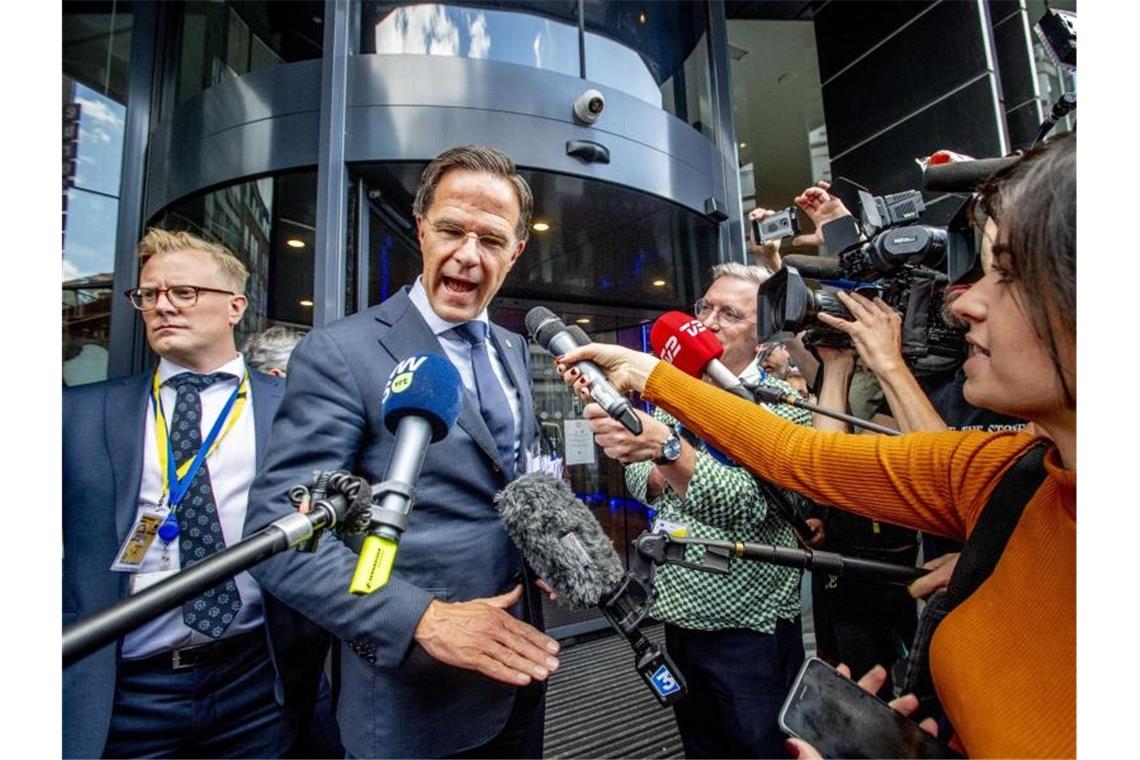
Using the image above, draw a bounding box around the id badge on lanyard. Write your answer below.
[109,371,247,573]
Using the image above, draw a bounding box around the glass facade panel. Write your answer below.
[63,2,133,386]
[584,0,713,135]
[360,2,580,78]
[153,172,317,350]
[354,162,716,312]
[174,0,324,105]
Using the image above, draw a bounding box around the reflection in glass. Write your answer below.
[63,4,134,386]
[584,1,712,134]
[353,162,714,313]
[175,1,324,104]
[153,172,316,350]
[360,2,580,77]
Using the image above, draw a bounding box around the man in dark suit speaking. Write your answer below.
[62,229,325,758]
[244,145,559,758]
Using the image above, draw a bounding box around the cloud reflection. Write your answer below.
[376,5,459,56]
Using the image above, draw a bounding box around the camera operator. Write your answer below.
[579,262,813,758]
[557,133,1076,758]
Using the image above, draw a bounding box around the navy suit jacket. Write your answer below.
[244,288,541,758]
[62,368,325,759]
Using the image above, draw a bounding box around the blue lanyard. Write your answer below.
[157,377,244,510]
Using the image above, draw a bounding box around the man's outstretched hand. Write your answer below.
[413,585,561,686]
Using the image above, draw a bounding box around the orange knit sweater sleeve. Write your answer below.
[646,362,1077,759]
[643,361,1039,540]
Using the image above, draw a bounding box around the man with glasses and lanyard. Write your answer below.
[579,262,813,758]
[62,229,324,758]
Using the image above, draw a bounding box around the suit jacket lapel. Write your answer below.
[106,372,152,544]
[374,289,503,470]
[249,371,284,469]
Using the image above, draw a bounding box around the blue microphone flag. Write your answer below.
[381,354,463,442]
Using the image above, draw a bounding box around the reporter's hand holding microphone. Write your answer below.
[554,342,657,399]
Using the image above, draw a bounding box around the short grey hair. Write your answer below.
[242,325,304,374]
[710,261,770,287]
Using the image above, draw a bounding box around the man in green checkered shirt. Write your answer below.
[582,263,812,758]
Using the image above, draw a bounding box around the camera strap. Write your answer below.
[894,441,1049,725]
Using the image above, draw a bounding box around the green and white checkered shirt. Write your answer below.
[625,374,812,633]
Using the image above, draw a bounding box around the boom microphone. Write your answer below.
[921,156,1019,192]
[526,306,643,435]
[496,473,686,704]
[349,354,463,595]
[782,254,847,281]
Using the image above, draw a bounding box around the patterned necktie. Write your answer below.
[454,322,517,478]
[167,371,242,639]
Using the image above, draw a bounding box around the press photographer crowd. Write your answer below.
[62,45,1078,760]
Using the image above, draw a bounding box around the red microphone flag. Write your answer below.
[649,311,724,378]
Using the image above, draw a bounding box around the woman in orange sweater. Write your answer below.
[559,133,1075,759]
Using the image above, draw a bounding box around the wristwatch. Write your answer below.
[653,429,682,466]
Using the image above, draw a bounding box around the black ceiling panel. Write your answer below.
[993,9,1036,110]
[821,0,990,158]
[813,0,935,83]
[829,75,1005,199]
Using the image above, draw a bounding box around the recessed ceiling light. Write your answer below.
[639,11,647,24]
[738,141,748,149]
[532,222,550,232]
[652,279,667,287]
[286,238,305,248]
[777,71,797,87]
[299,299,314,307]
[576,317,590,324]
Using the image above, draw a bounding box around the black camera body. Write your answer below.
[752,206,802,245]
[758,190,977,374]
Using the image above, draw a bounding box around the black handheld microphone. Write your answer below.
[495,473,686,705]
[921,156,1019,193]
[349,354,463,595]
[782,254,848,281]
[525,307,643,435]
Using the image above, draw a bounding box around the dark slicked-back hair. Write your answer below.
[976,131,1076,403]
[412,145,534,241]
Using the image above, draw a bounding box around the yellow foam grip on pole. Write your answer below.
[349,534,398,595]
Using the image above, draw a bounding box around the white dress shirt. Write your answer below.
[408,278,522,464]
[121,354,264,659]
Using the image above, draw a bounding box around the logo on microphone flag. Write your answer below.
[382,355,428,403]
[650,664,682,697]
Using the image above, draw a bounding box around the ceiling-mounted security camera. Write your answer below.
[573,89,606,124]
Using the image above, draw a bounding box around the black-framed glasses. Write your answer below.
[124,285,237,311]
[694,298,749,326]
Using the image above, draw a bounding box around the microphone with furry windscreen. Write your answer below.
[495,472,687,704]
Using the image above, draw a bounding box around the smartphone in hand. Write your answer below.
[778,657,963,759]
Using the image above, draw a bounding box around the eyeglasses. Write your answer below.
[427,219,515,258]
[124,285,237,311]
[694,298,750,327]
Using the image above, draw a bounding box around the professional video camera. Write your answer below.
[756,187,979,375]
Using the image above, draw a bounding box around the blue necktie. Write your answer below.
[455,322,516,478]
[167,371,243,639]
